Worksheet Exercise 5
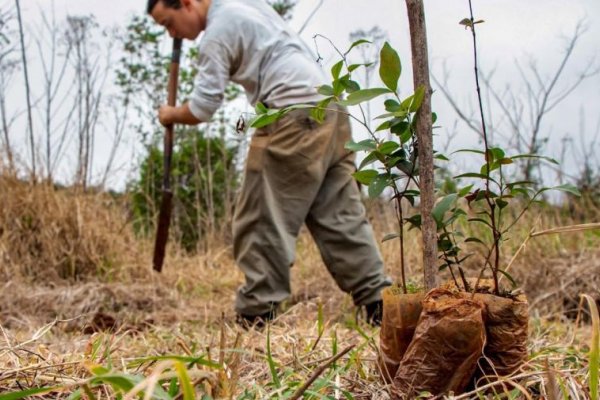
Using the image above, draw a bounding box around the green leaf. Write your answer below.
[358,151,380,169]
[468,217,493,228]
[399,128,413,144]
[409,85,425,112]
[459,17,473,28]
[0,387,60,400]
[348,63,363,72]
[434,153,449,161]
[345,39,371,55]
[168,378,179,396]
[455,172,488,180]
[375,110,408,119]
[310,98,332,123]
[266,327,281,388]
[375,120,392,132]
[352,169,378,185]
[378,141,400,155]
[400,94,414,111]
[432,194,458,225]
[497,269,517,288]
[391,121,410,137]
[382,233,400,242]
[339,88,391,106]
[552,183,581,196]
[458,184,474,198]
[255,102,268,114]
[506,180,536,188]
[342,79,361,93]
[89,374,142,392]
[396,160,416,176]
[511,154,559,164]
[345,139,377,152]
[66,389,82,400]
[384,99,401,112]
[128,354,220,368]
[317,85,335,96]
[465,237,485,245]
[331,60,343,79]
[368,174,390,198]
[379,42,401,92]
[250,111,283,128]
[332,79,345,96]
[453,149,485,155]
[495,198,509,209]
[438,239,453,251]
[489,147,505,162]
[405,214,422,230]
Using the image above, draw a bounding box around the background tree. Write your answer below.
[65,15,109,189]
[433,22,599,185]
[0,3,17,171]
[33,5,73,181]
[15,0,35,178]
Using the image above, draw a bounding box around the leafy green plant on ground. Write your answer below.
[432,5,581,295]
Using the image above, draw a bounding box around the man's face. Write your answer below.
[150,0,207,40]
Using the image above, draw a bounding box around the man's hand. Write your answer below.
[158,105,177,126]
[157,102,202,126]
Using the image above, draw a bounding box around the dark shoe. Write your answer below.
[364,300,383,327]
[235,309,276,330]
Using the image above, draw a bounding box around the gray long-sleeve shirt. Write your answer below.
[188,0,327,122]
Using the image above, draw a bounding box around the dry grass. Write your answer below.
[0,176,145,282]
[0,178,599,398]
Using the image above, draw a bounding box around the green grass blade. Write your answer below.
[128,355,219,369]
[174,361,195,400]
[266,325,281,388]
[0,387,59,400]
[581,294,599,400]
[66,389,83,400]
[317,301,324,339]
[89,374,141,392]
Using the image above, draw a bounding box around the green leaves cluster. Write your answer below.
[433,146,582,292]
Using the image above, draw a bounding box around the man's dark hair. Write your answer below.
[147,0,182,14]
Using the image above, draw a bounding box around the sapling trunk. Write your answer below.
[405,0,437,290]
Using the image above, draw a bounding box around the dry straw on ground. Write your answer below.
[0,179,599,398]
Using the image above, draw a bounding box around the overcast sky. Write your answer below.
[7,0,600,188]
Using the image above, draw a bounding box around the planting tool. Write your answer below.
[152,37,183,272]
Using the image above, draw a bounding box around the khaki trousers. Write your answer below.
[232,105,391,316]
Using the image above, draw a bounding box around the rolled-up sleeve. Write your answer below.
[188,39,231,121]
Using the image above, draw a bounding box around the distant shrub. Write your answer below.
[130,129,237,252]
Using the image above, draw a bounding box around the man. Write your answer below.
[147,0,391,326]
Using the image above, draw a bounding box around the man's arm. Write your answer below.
[158,101,203,126]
